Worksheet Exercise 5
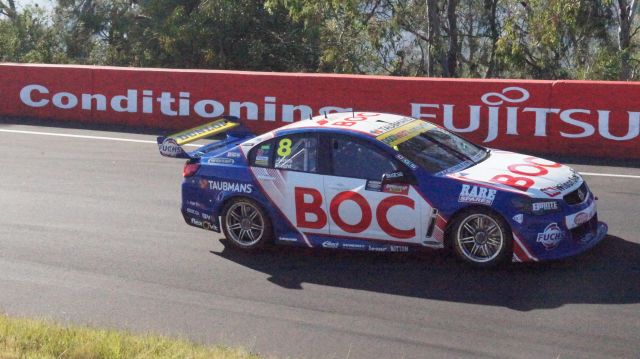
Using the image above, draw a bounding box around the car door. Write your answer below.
[248,133,330,236]
[322,134,428,244]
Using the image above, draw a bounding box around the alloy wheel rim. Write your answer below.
[456,214,504,263]
[226,202,264,246]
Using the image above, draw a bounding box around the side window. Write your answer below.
[274,134,318,173]
[330,136,398,180]
[249,140,275,168]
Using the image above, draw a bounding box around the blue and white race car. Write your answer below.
[157,112,607,267]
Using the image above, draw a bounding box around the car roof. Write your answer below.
[273,112,417,137]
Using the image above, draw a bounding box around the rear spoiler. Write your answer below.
[156,116,252,159]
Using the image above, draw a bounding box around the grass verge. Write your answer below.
[0,313,262,359]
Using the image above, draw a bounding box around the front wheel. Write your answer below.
[450,209,512,267]
[221,198,273,250]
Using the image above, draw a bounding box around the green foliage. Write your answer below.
[0,313,261,358]
[0,0,637,80]
[0,6,67,63]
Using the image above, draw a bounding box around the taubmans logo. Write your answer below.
[536,223,566,250]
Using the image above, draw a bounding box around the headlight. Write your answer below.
[510,197,561,215]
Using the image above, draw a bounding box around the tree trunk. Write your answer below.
[427,0,439,77]
[485,0,499,78]
[616,0,638,80]
[445,0,458,77]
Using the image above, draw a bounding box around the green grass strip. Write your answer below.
[0,313,262,359]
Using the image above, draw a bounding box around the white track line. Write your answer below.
[0,128,200,147]
[1,128,638,178]
[579,172,640,179]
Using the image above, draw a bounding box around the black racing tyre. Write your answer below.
[449,208,512,267]
[221,197,273,250]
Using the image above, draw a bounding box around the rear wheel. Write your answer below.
[450,208,512,267]
[221,198,273,250]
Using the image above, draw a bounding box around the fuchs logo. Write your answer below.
[458,184,497,205]
[158,138,183,157]
[536,223,565,250]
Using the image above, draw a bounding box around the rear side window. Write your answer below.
[274,135,318,173]
[249,134,318,173]
[249,140,275,168]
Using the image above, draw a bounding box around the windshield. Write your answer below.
[382,121,487,174]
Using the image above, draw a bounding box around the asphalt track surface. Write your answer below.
[1,121,639,359]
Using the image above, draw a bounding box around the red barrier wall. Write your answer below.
[1,63,639,159]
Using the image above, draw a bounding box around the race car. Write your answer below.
[157,112,607,267]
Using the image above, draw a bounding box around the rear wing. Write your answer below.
[156,116,252,159]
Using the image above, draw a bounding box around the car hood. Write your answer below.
[448,150,583,199]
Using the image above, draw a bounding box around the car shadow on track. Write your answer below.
[211,235,639,311]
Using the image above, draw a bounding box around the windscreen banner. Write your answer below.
[0,63,638,159]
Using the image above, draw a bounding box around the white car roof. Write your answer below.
[277,112,417,137]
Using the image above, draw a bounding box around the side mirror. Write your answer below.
[381,170,414,185]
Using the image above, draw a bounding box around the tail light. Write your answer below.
[183,161,200,177]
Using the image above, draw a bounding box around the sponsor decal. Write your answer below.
[565,201,596,229]
[226,151,241,158]
[208,157,234,164]
[490,156,563,192]
[186,208,200,216]
[369,116,414,134]
[342,243,366,250]
[190,218,203,227]
[295,187,416,239]
[208,180,253,193]
[383,183,409,195]
[541,172,581,197]
[411,86,640,144]
[187,200,206,209]
[395,154,418,170]
[255,154,269,166]
[201,213,212,221]
[158,138,183,157]
[574,212,589,226]
[458,184,497,205]
[199,179,209,189]
[385,171,404,179]
[365,180,382,192]
[278,236,298,242]
[532,201,558,212]
[436,160,473,176]
[368,246,388,252]
[174,120,236,143]
[389,245,409,252]
[377,121,434,146]
[536,223,566,250]
[322,241,340,249]
[17,85,640,147]
[512,214,524,224]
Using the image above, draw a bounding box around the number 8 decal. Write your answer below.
[277,138,292,157]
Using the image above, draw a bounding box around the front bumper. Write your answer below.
[513,218,607,262]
